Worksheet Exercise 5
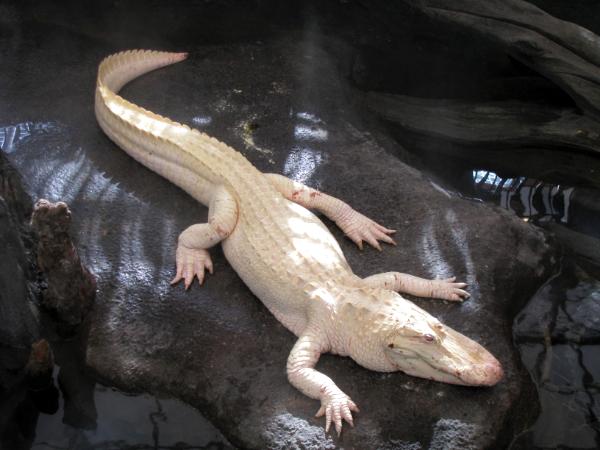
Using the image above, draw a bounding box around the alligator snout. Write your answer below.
[461,357,504,386]
[481,359,504,386]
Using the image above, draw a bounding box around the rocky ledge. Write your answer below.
[78,41,555,449]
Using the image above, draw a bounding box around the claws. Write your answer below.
[431,277,471,302]
[337,209,396,251]
[170,246,213,289]
[316,391,358,435]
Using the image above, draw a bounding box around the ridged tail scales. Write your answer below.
[94,49,260,201]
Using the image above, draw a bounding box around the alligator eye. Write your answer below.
[423,334,435,343]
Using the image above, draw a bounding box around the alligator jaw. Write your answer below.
[384,302,504,387]
[394,344,503,387]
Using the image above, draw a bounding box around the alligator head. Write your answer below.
[344,290,503,386]
[384,294,503,386]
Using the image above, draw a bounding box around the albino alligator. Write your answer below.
[95,50,503,435]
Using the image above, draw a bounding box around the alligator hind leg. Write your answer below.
[265,173,396,250]
[171,186,238,289]
[363,272,470,302]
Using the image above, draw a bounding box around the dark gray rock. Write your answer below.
[0,1,559,448]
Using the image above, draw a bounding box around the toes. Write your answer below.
[170,266,183,285]
[374,222,396,234]
[319,397,358,435]
[431,278,470,301]
[341,404,354,427]
[325,405,332,433]
[340,213,396,251]
[184,264,194,290]
[346,232,364,250]
[315,405,325,418]
[444,289,470,302]
[205,258,214,274]
[172,248,213,290]
[334,411,343,436]
[195,264,206,286]
[364,233,382,251]
[456,289,470,299]
[372,228,396,246]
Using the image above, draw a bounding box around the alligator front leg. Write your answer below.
[171,186,238,289]
[287,330,358,435]
[363,272,470,302]
[266,173,395,250]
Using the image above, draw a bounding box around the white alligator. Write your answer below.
[95,50,503,435]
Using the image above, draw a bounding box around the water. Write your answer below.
[1,332,234,450]
[465,168,600,449]
[32,381,231,450]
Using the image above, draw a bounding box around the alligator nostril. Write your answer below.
[484,360,504,385]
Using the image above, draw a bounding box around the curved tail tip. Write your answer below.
[176,52,189,60]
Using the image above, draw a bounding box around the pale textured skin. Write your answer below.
[95,50,504,435]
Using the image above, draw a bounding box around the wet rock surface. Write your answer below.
[0,0,566,448]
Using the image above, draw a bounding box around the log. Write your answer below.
[405,0,600,121]
[366,92,600,155]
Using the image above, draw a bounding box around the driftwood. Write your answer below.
[404,0,600,121]
[367,1,600,186]
[366,92,600,185]
[366,93,600,155]
[30,200,96,334]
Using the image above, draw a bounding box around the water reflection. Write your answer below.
[293,124,328,142]
[420,218,453,282]
[419,212,479,310]
[283,112,328,183]
[513,262,600,448]
[32,380,231,449]
[472,169,575,224]
[283,145,324,184]
[0,122,59,154]
[192,116,213,126]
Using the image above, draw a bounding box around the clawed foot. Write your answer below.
[170,246,213,289]
[430,277,470,302]
[336,208,396,251]
[316,390,359,435]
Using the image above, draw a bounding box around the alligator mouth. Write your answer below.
[395,356,504,386]
[432,358,504,386]
[388,344,504,387]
